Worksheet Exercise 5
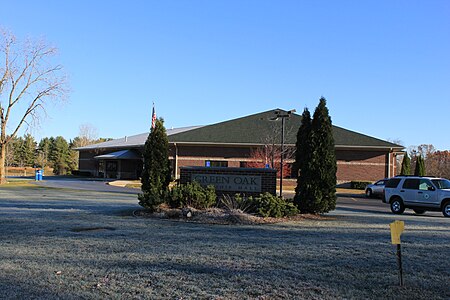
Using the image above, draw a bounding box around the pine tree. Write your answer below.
[295,98,337,213]
[310,97,337,213]
[37,137,52,168]
[414,155,426,176]
[138,118,171,211]
[293,108,314,211]
[68,137,82,171]
[50,136,70,175]
[23,134,37,166]
[12,136,25,167]
[400,152,411,175]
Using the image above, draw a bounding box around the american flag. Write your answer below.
[151,104,156,129]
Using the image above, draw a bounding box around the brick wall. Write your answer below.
[336,150,389,182]
[79,145,395,183]
[336,163,385,182]
[180,166,277,196]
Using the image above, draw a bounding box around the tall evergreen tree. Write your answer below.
[12,134,36,167]
[400,152,411,175]
[138,118,171,211]
[310,97,337,213]
[68,137,82,171]
[414,155,426,176]
[22,134,37,166]
[295,97,337,213]
[37,137,52,168]
[50,136,70,175]
[14,136,26,167]
[293,108,314,211]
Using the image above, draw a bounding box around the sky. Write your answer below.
[1,0,449,150]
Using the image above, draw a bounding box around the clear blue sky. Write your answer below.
[1,0,449,149]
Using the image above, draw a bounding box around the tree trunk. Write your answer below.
[0,143,6,184]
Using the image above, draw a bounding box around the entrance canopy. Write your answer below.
[94,150,141,160]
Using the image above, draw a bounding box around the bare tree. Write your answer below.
[77,123,98,147]
[408,144,436,159]
[0,29,67,184]
[246,121,296,178]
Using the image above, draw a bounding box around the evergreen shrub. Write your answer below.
[414,155,426,176]
[138,118,172,211]
[400,152,411,175]
[167,181,216,209]
[139,189,167,211]
[235,193,298,218]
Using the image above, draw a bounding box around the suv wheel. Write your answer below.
[366,189,373,198]
[442,201,450,218]
[413,209,426,215]
[390,198,405,214]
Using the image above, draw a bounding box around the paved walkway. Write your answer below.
[33,177,140,194]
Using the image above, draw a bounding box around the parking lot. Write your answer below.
[0,182,448,299]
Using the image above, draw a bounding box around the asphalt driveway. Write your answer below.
[33,177,140,194]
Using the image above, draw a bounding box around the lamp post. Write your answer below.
[270,109,296,197]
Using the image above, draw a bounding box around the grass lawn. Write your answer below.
[0,185,448,299]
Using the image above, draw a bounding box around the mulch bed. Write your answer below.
[133,207,333,225]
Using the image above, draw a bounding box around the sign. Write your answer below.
[192,174,262,192]
[390,220,406,286]
[390,220,405,245]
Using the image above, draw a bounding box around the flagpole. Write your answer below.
[151,102,156,130]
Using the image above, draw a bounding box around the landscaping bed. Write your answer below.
[133,206,332,225]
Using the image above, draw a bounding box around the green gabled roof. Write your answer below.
[169,109,403,149]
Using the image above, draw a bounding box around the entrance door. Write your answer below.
[105,161,118,179]
[98,161,105,178]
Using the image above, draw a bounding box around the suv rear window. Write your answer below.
[403,179,420,189]
[385,178,401,188]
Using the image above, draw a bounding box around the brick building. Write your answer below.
[77,109,403,184]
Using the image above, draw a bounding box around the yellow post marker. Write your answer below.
[390,220,405,244]
[389,220,405,286]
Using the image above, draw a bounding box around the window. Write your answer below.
[419,179,434,191]
[385,178,401,188]
[431,179,450,189]
[205,160,228,168]
[106,161,117,171]
[402,179,419,190]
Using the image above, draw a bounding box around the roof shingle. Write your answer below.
[77,109,403,151]
[169,109,403,149]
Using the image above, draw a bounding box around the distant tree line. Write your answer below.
[5,133,110,175]
[400,144,450,178]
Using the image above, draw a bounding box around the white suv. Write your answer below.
[383,176,450,217]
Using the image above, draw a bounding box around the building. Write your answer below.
[77,109,404,183]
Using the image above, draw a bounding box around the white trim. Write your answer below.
[387,152,391,178]
[174,143,178,179]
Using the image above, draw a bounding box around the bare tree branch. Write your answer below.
[0,29,68,184]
